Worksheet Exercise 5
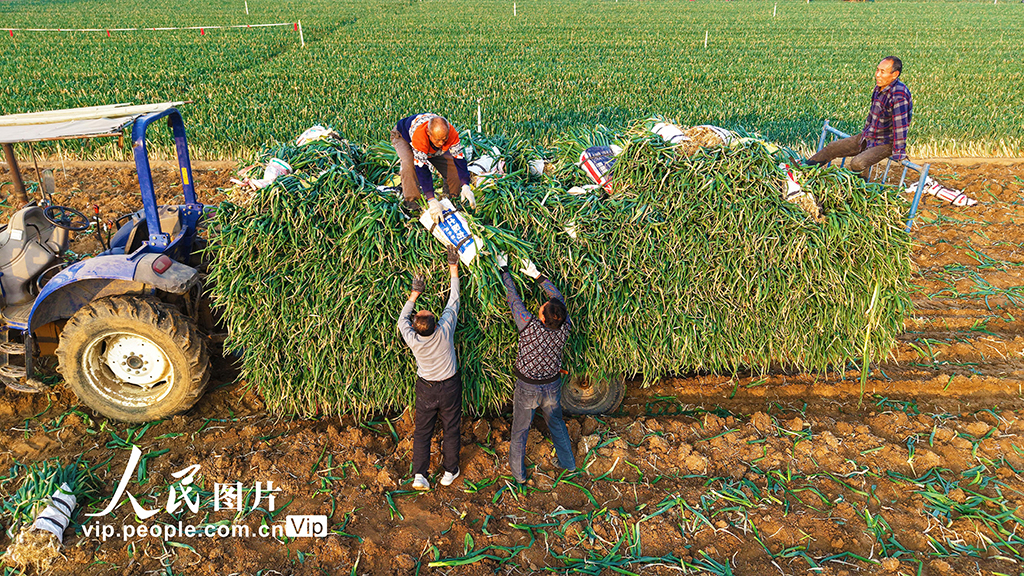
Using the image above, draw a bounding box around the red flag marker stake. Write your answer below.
[200,28,205,35]
[106,29,110,37]
[8,30,13,38]
[294,22,298,31]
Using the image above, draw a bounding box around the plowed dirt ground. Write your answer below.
[1,160,1024,576]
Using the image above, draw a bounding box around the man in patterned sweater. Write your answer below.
[496,255,576,485]
[391,113,477,223]
[806,56,913,177]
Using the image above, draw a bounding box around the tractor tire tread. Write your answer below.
[55,296,209,422]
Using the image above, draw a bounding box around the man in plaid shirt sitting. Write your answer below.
[806,56,912,177]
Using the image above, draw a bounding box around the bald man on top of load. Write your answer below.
[391,113,477,223]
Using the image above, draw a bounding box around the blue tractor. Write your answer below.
[0,103,213,422]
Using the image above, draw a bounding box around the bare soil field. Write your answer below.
[1,160,1023,576]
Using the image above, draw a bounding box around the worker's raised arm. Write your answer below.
[397,274,425,345]
[519,259,565,304]
[439,246,460,333]
[497,255,532,332]
[537,276,565,304]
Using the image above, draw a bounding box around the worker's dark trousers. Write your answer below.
[390,128,462,202]
[808,134,893,178]
[412,372,462,477]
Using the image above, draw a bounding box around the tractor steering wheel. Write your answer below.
[43,206,90,231]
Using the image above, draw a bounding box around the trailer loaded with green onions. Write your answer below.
[207,120,912,419]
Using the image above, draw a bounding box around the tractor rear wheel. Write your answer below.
[561,374,626,415]
[55,296,209,422]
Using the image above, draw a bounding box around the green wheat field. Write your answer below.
[1,0,1021,158]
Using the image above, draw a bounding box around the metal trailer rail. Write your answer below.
[816,120,930,232]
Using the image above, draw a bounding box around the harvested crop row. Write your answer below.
[207,121,912,418]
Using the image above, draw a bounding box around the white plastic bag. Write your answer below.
[651,122,689,145]
[296,125,339,146]
[250,158,292,190]
[32,483,76,544]
[528,158,547,176]
[468,155,505,176]
[908,177,977,207]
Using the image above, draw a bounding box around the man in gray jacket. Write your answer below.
[397,245,462,491]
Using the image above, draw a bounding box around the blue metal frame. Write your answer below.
[0,106,206,385]
[22,107,205,331]
[132,108,204,256]
[816,120,930,232]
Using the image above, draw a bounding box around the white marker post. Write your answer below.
[773,2,777,16]
[298,20,305,47]
[513,1,517,16]
[704,30,708,49]
[245,0,249,15]
[476,99,482,133]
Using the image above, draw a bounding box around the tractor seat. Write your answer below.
[105,205,184,256]
[2,206,67,254]
[0,206,68,306]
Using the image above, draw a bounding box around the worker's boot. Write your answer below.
[403,200,421,215]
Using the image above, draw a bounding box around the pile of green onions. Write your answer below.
[207,121,911,419]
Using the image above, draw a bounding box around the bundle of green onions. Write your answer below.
[207,121,911,418]
[1,458,96,538]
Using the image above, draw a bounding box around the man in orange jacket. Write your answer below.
[391,113,477,222]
